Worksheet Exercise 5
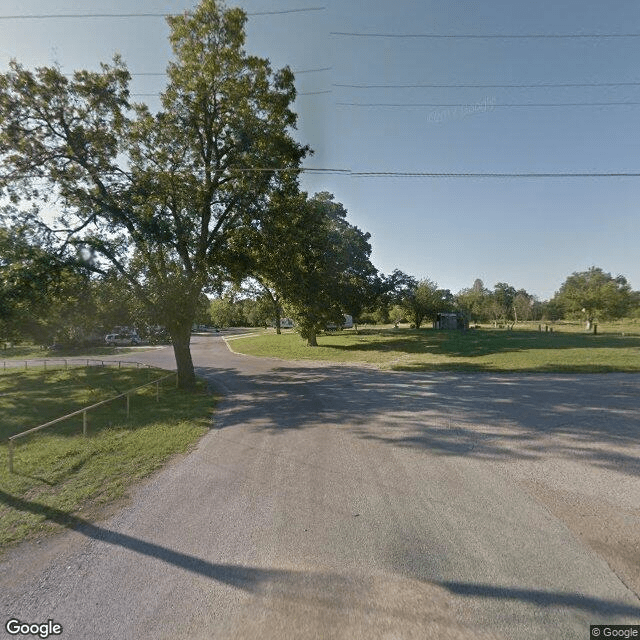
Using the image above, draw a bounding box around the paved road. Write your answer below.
[1,334,639,639]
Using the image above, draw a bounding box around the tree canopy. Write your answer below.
[0,0,309,387]
[553,266,632,325]
[402,278,453,329]
[278,192,376,346]
[0,217,89,343]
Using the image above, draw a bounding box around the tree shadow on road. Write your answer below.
[197,363,640,477]
[436,580,640,618]
[2,488,639,621]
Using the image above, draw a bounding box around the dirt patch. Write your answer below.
[523,480,640,600]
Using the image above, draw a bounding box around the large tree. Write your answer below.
[455,279,491,323]
[397,276,452,329]
[0,0,308,388]
[513,288,535,323]
[492,282,517,325]
[226,183,307,334]
[553,266,632,328]
[278,192,376,346]
[0,215,92,344]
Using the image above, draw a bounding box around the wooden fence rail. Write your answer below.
[1,358,155,372]
[7,370,177,473]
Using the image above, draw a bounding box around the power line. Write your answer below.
[330,31,640,39]
[348,171,640,177]
[8,168,640,178]
[0,13,173,19]
[130,90,331,97]
[248,7,326,16]
[63,67,331,78]
[0,8,326,20]
[292,67,332,74]
[334,81,640,89]
[339,100,640,108]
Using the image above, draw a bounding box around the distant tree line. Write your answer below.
[450,268,638,328]
[1,1,638,389]
[2,209,637,346]
[206,266,640,331]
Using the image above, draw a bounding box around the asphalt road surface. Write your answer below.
[2,333,639,639]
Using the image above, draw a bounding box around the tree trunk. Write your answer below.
[275,310,281,335]
[258,279,281,334]
[306,331,318,347]
[170,323,196,390]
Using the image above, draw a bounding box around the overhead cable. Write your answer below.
[330,31,640,39]
[130,90,330,97]
[348,171,640,177]
[62,67,331,78]
[336,101,640,107]
[0,8,326,20]
[334,81,640,89]
[8,169,640,178]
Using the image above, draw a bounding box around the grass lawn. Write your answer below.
[228,324,640,373]
[0,343,148,361]
[0,366,215,550]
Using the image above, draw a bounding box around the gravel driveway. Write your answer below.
[1,333,639,639]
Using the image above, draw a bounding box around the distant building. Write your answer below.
[434,312,468,330]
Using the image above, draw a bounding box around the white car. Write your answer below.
[105,333,141,346]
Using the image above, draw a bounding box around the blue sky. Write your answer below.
[1,0,639,299]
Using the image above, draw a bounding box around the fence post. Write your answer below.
[44,359,46,371]
[86,359,89,367]
[119,361,121,369]
[126,393,130,419]
[8,439,13,473]
[65,359,68,370]
[83,410,87,436]
[25,361,27,370]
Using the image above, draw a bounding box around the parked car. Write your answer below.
[105,333,141,346]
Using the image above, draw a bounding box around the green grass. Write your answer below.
[0,343,148,361]
[0,366,215,549]
[228,324,640,373]
[504,318,640,335]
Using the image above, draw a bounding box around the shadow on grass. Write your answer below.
[0,346,135,360]
[0,368,192,440]
[323,328,640,359]
[13,471,56,486]
[0,346,45,359]
[2,488,639,620]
